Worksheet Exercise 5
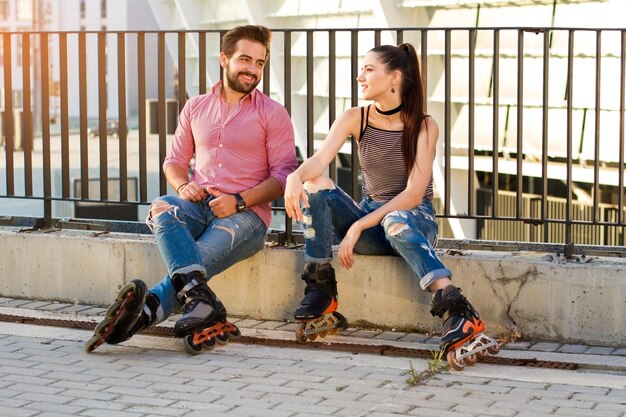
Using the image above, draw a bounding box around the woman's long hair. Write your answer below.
[369,43,425,174]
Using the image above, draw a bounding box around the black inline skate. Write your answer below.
[84,279,157,353]
[173,271,240,354]
[294,263,348,342]
[430,284,500,370]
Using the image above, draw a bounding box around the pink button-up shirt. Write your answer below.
[163,82,297,227]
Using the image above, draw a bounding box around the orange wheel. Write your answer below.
[465,354,477,365]
[447,350,465,371]
[487,343,501,355]
[295,326,307,343]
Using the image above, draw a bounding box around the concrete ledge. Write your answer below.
[1,226,625,346]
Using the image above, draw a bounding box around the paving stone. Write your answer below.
[529,342,561,352]
[397,333,432,343]
[505,341,532,350]
[557,344,589,354]
[584,346,616,355]
[374,331,407,341]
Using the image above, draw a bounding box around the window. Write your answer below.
[16,0,33,21]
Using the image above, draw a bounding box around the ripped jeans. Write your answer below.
[145,195,267,322]
[303,184,451,290]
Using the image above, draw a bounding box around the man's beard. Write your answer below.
[225,67,260,95]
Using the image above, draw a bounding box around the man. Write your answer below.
[85,25,297,352]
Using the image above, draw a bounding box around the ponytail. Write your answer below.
[369,43,426,174]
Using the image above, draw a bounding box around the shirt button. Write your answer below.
[218,163,222,168]
[219,144,223,148]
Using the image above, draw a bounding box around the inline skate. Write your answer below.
[294,263,348,342]
[430,284,500,370]
[84,279,156,353]
[173,271,240,355]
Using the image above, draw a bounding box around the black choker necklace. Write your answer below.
[375,104,402,116]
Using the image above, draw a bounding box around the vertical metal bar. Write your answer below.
[79,32,89,199]
[396,29,404,45]
[199,32,206,95]
[444,30,452,216]
[283,31,291,114]
[118,33,128,201]
[41,33,52,222]
[592,30,601,223]
[468,29,476,216]
[516,30,524,219]
[137,33,147,203]
[3,33,14,195]
[306,31,314,157]
[21,33,33,196]
[178,32,186,111]
[328,30,336,182]
[219,31,225,82]
[421,30,428,113]
[351,30,360,199]
[98,32,108,200]
[263,53,270,95]
[617,30,626,237]
[59,33,70,199]
[492,30,500,219]
[565,30,575,245]
[158,32,167,196]
[542,30,550,241]
[374,30,381,47]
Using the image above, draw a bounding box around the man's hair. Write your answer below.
[221,25,272,59]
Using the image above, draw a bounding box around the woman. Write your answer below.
[284,43,498,368]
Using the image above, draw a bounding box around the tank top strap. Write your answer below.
[358,104,372,142]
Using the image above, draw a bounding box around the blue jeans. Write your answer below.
[145,195,267,323]
[303,184,451,290]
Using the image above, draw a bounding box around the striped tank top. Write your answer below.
[357,105,434,203]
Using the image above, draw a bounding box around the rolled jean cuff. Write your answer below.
[171,264,206,278]
[304,254,333,265]
[419,267,453,290]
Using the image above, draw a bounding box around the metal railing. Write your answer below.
[1,27,625,250]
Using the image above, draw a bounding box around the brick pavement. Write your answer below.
[0,299,625,417]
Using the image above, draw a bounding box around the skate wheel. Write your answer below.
[487,343,501,355]
[202,337,216,351]
[307,333,318,342]
[183,335,204,355]
[116,281,136,301]
[447,350,465,371]
[295,326,307,343]
[93,317,112,336]
[83,334,104,353]
[476,350,488,360]
[215,333,229,345]
[227,325,241,340]
[464,354,477,365]
[104,300,123,319]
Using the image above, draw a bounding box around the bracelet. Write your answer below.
[176,182,189,194]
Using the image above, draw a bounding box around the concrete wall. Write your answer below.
[1,226,625,346]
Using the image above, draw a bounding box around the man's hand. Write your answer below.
[207,187,238,218]
[178,181,208,202]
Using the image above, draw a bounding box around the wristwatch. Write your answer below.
[234,193,247,212]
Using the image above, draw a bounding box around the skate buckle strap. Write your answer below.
[430,289,463,317]
[301,268,335,285]
[177,278,200,302]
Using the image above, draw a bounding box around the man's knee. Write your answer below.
[149,200,174,219]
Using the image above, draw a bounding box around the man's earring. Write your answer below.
[391,86,395,93]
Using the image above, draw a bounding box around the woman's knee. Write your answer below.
[303,176,335,194]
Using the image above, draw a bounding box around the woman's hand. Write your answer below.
[284,173,309,222]
[338,222,363,269]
